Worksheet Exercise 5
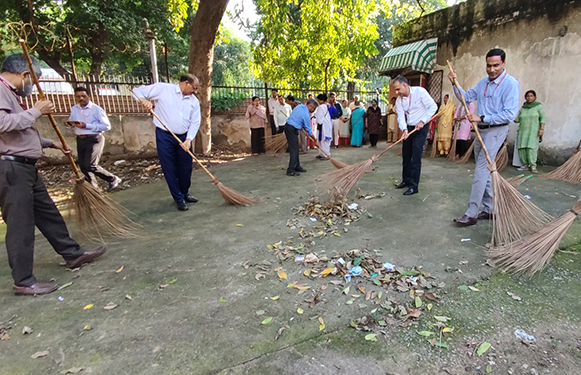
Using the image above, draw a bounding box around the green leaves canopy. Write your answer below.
[252,0,379,89]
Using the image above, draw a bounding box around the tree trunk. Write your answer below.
[188,0,229,155]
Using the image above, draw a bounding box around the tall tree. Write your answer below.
[252,0,379,90]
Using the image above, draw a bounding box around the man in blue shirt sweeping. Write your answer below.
[284,99,318,176]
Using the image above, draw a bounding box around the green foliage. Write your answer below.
[252,0,379,89]
[211,91,247,112]
[212,28,255,86]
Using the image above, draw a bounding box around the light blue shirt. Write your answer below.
[68,101,110,135]
[395,86,438,131]
[133,82,201,140]
[286,104,314,136]
[453,70,520,125]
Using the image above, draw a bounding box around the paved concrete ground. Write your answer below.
[1,143,581,374]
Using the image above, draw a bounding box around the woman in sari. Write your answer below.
[350,106,365,147]
[514,90,546,173]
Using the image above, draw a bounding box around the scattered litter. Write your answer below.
[57,296,64,302]
[344,274,352,282]
[515,329,535,342]
[310,217,317,222]
[351,266,363,276]
[383,262,396,272]
[295,255,305,262]
[113,159,126,166]
[461,238,471,242]
[337,257,345,265]
[524,195,531,199]
[348,203,359,210]
[22,326,33,335]
[304,254,319,263]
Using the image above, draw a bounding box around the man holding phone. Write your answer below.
[68,87,121,191]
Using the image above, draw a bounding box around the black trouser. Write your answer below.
[250,128,265,154]
[284,124,301,173]
[401,124,429,190]
[268,115,277,135]
[456,140,469,157]
[77,134,116,188]
[369,134,379,147]
[0,160,82,286]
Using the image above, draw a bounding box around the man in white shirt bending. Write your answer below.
[393,75,437,196]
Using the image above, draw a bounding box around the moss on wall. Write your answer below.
[392,0,581,54]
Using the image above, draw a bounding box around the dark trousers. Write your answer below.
[77,134,116,188]
[284,124,301,173]
[0,160,82,286]
[402,125,429,190]
[156,128,193,203]
[369,134,379,147]
[268,115,277,135]
[456,140,469,157]
[250,128,265,154]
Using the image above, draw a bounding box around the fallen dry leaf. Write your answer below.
[103,302,118,311]
[22,326,33,335]
[277,271,288,280]
[31,350,49,359]
[407,308,422,319]
[116,266,124,273]
[83,304,93,310]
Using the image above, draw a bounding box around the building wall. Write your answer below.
[393,0,581,164]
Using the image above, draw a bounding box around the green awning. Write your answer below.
[378,38,438,75]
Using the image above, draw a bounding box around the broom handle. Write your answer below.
[375,128,418,159]
[446,60,494,166]
[130,90,217,181]
[303,131,331,158]
[19,39,82,178]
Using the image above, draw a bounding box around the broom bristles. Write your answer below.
[495,143,509,171]
[212,179,259,206]
[456,141,474,164]
[488,199,581,274]
[542,150,581,183]
[330,158,349,169]
[319,158,374,201]
[506,174,532,188]
[265,133,288,153]
[429,130,438,158]
[72,180,140,241]
[490,164,553,247]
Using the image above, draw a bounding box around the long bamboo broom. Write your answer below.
[456,140,474,164]
[542,140,581,183]
[506,174,532,188]
[428,128,438,158]
[265,133,288,153]
[319,129,418,200]
[495,143,509,171]
[20,40,139,240]
[447,61,552,246]
[132,91,258,206]
[487,199,581,275]
[447,123,459,161]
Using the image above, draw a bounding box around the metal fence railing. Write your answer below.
[23,73,151,115]
[21,72,386,116]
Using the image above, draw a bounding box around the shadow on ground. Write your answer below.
[1,144,581,374]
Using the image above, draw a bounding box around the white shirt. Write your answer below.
[133,82,201,140]
[315,103,332,139]
[395,86,438,131]
[68,101,111,135]
[274,103,292,128]
[268,96,278,114]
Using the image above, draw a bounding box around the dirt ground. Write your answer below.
[1,143,581,375]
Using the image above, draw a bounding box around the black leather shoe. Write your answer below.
[66,246,107,268]
[403,187,418,196]
[286,171,300,176]
[185,194,198,203]
[107,176,122,192]
[395,181,408,189]
[14,282,58,296]
[477,211,492,220]
[454,215,477,226]
[296,167,307,173]
[176,200,189,211]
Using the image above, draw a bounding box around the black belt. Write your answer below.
[0,155,37,165]
[477,123,508,129]
[77,134,99,139]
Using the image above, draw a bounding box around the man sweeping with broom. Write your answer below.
[284,99,318,176]
[449,48,520,226]
[133,74,200,211]
[0,54,106,295]
[393,75,437,196]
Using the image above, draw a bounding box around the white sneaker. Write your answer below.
[516,166,528,171]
